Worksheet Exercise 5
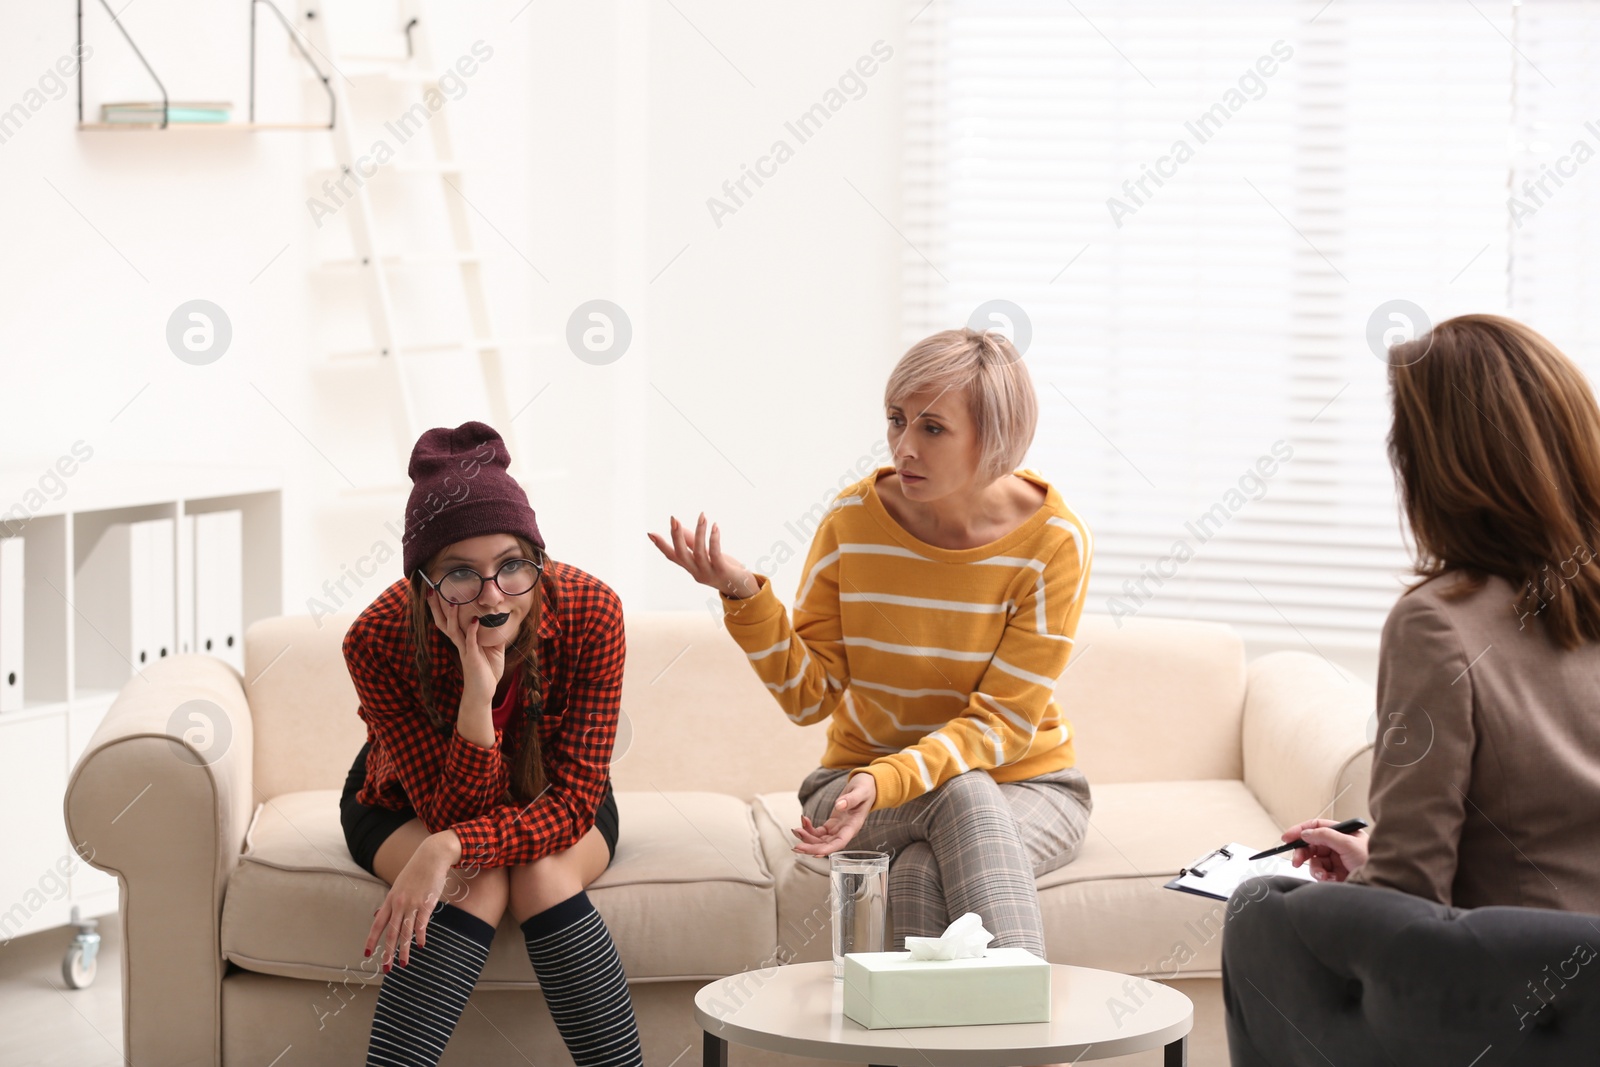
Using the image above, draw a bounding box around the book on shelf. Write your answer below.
[100,101,233,125]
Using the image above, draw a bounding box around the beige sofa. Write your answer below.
[64,608,1373,1067]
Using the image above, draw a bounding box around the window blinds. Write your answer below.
[903,0,1524,649]
[1510,1,1600,375]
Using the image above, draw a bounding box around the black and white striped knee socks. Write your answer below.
[365,902,494,1067]
[362,892,642,1067]
[521,891,643,1067]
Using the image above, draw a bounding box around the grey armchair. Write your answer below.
[1222,875,1600,1067]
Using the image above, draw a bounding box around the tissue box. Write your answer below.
[841,948,1051,1029]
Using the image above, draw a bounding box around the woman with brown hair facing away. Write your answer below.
[650,327,1095,958]
[339,421,641,1067]
[1278,314,1600,913]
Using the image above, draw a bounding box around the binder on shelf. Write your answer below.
[74,517,177,690]
[146,519,175,666]
[0,536,22,713]
[128,520,149,670]
[126,519,175,671]
[194,511,243,673]
[178,514,195,655]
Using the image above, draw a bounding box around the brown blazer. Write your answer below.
[1350,570,1600,912]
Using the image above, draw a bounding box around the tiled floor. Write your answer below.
[0,912,1227,1066]
[0,912,123,1067]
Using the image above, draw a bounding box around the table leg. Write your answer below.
[1164,1036,1187,1066]
[703,1031,728,1067]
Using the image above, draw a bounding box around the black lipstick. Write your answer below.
[478,612,510,628]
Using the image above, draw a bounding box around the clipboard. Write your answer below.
[1163,841,1314,902]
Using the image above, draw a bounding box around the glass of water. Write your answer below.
[830,850,889,980]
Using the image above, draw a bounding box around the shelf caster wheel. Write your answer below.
[61,906,101,990]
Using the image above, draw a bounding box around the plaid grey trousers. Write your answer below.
[797,765,1093,958]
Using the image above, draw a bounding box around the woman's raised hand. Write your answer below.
[647,513,760,599]
[423,584,506,702]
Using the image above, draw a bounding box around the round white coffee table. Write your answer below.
[693,960,1193,1067]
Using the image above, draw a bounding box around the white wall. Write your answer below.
[1,3,315,570]
[489,1,910,622]
[3,0,356,632]
[1,1,910,627]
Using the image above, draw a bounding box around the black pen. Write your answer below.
[1249,818,1369,861]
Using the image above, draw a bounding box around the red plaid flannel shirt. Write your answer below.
[342,560,624,869]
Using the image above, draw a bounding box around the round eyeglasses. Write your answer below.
[421,557,543,605]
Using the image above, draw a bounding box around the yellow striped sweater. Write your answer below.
[719,465,1093,810]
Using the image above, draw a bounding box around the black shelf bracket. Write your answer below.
[74,0,335,130]
[251,0,335,128]
[77,0,169,128]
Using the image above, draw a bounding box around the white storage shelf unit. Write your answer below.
[0,462,281,940]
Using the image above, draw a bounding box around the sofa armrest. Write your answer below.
[1241,651,1373,830]
[63,654,255,1067]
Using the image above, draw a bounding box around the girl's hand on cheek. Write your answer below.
[423,586,505,699]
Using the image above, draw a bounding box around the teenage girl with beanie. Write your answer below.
[650,328,1095,957]
[339,420,642,1067]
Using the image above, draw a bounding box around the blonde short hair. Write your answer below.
[884,328,1038,483]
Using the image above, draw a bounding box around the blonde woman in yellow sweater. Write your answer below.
[649,328,1094,957]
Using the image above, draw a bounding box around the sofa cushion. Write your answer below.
[1061,614,1248,785]
[221,790,776,986]
[244,614,367,798]
[753,778,1285,979]
[615,613,833,801]
[240,611,1248,800]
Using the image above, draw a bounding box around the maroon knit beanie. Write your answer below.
[402,421,544,578]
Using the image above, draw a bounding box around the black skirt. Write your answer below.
[339,740,618,876]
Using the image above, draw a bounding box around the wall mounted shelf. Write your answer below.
[74,0,335,131]
[76,121,331,131]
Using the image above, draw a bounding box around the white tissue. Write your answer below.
[903,911,995,960]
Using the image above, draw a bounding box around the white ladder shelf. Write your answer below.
[301,0,517,481]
